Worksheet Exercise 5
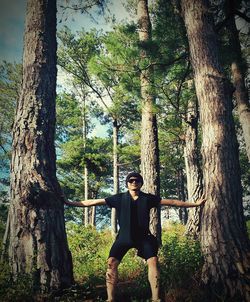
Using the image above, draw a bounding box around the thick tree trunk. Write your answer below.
[181,0,250,300]
[184,100,203,237]
[111,119,119,237]
[137,0,161,240]
[8,0,73,292]
[225,4,250,162]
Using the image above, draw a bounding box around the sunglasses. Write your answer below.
[128,178,141,183]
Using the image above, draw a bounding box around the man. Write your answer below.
[64,172,206,302]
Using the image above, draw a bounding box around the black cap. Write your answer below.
[125,172,144,187]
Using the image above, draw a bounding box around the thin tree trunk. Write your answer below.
[1,208,10,262]
[184,99,203,237]
[8,0,73,292]
[90,205,96,226]
[80,93,91,227]
[181,0,250,300]
[84,166,89,226]
[137,0,161,241]
[226,0,250,162]
[177,168,187,224]
[111,119,119,237]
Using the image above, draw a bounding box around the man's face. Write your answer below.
[127,177,142,190]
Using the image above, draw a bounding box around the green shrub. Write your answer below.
[159,223,203,289]
[66,223,110,283]
[246,220,250,237]
[66,222,204,300]
[0,261,34,302]
[66,223,145,283]
[0,221,205,301]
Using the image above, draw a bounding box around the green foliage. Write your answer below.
[56,90,113,225]
[88,23,141,127]
[246,220,250,237]
[0,61,22,191]
[0,222,204,301]
[66,224,109,283]
[56,92,83,142]
[159,223,203,289]
[0,262,34,302]
[64,222,203,300]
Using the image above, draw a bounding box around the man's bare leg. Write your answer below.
[106,257,119,301]
[147,256,160,301]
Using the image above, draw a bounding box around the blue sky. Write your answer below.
[0,0,132,63]
[0,0,26,62]
[0,1,132,138]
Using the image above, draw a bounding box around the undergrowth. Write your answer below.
[2,220,249,301]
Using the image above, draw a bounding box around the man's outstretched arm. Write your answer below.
[160,195,206,208]
[63,196,106,207]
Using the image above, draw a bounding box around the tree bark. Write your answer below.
[111,119,119,237]
[184,99,203,237]
[137,0,161,240]
[84,166,89,226]
[181,0,250,300]
[225,0,250,162]
[8,0,73,292]
[80,92,92,227]
[177,168,187,224]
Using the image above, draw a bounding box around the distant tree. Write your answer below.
[58,26,141,234]
[8,0,73,292]
[56,91,112,226]
[137,0,161,240]
[181,0,250,300]
[224,0,250,162]
[0,62,22,191]
[184,98,203,237]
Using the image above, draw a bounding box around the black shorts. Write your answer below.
[108,235,158,261]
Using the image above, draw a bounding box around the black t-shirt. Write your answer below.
[105,191,161,242]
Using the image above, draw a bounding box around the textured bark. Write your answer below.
[9,0,73,292]
[111,119,119,237]
[225,0,250,162]
[181,0,250,300]
[137,0,161,240]
[184,100,203,237]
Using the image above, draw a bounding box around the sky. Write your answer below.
[0,0,132,62]
[0,0,133,137]
[0,0,26,62]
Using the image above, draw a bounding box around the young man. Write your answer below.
[64,172,206,302]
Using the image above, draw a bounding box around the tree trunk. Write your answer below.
[84,166,89,226]
[137,0,161,240]
[111,119,119,237]
[181,0,250,300]
[8,0,73,292]
[177,168,187,224]
[80,93,91,227]
[184,99,203,237]
[225,4,250,162]
[90,205,96,226]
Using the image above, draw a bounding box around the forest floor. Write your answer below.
[46,280,203,302]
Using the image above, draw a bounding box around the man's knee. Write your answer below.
[147,256,158,267]
[107,257,119,270]
[106,257,119,285]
